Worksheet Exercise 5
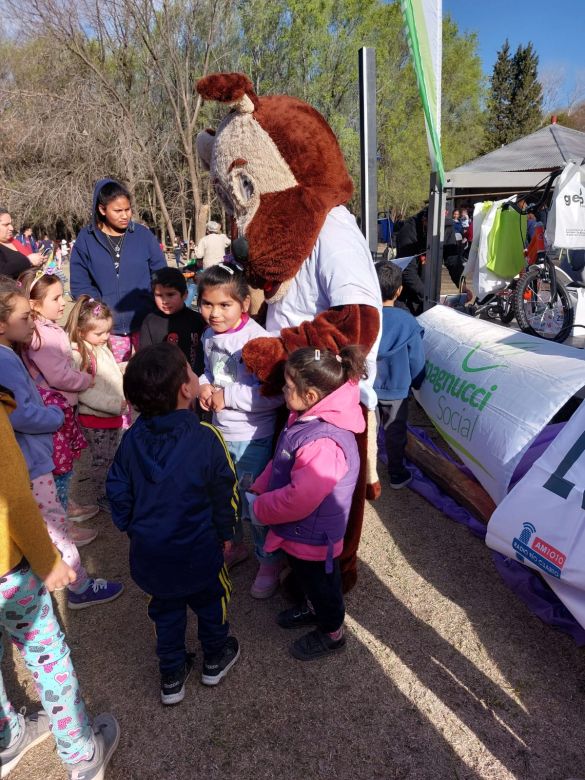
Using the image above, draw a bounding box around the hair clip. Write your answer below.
[218,263,235,275]
[16,281,22,288]
[88,297,95,303]
[92,304,102,317]
[30,269,48,292]
[335,354,342,363]
[314,349,321,361]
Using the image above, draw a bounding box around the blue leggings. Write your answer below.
[226,437,284,563]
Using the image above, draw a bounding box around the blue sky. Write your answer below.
[443,0,585,108]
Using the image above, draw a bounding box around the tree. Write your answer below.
[0,0,486,233]
[485,40,515,148]
[485,40,543,150]
[511,43,542,137]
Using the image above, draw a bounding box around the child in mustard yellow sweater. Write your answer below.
[0,384,119,777]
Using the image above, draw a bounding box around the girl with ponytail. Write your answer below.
[247,345,367,662]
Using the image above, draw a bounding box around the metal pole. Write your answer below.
[358,47,378,255]
[424,171,445,310]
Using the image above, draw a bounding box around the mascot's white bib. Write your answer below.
[266,206,382,397]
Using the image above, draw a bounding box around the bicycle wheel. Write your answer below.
[514,266,574,342]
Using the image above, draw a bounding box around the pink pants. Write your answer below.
[31,474,89,593]
[109,333,139,427]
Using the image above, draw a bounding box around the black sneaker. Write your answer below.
[389,467,413,490]
[160,655,194,705]
[290,629,346,661]
[277,603,317,630]
[201,637,240,686]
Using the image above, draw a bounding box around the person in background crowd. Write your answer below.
[394,209,426,315]
[38,234,53,256]
[173,240,184,268]
[16,225,38,254]
[0,209,44,278]
[194,222,231,270]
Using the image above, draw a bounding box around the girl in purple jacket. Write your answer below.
[248,345,366,661]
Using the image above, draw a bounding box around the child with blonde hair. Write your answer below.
[65,295,126,511]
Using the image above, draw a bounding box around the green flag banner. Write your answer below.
[400,0,445,184]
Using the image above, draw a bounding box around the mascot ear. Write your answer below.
[196,129,216,171]
[196,72,259,113]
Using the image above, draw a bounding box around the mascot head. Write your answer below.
[196,73,353,297]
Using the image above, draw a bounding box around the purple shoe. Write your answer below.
[68,579,124,610]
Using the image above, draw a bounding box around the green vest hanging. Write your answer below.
[486,206,527,278]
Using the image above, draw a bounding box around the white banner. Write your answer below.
[414,306,585,502]
[400,0,444,182]
[487,402,585,627]
[546,162,585,250]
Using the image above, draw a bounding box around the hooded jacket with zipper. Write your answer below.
[70,178,166,335]
[0,345,63,479]
[374,307,426,402]
[106,410,240,598]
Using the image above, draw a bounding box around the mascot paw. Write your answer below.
[366,481,382,501]
[242,336,288,393]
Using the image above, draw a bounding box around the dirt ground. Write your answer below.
[5,449,585,780]
[6,264,585,779]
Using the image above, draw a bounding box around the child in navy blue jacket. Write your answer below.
[106,342,240,705]
[374,262,426,489]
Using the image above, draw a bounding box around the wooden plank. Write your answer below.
[405,432,496,523]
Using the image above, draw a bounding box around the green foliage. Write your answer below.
[485,39,543,150]
[0,0,486,231]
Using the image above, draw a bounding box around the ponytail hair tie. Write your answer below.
[314,349,321,361]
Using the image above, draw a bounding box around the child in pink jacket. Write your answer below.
[21,270,99,534]
[247,345,366,662]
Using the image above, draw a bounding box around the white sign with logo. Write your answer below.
[546,161,585,250]
[486,401,585,627]
[415,306,585,503]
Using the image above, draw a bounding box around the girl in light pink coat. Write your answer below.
[21,270,99,538]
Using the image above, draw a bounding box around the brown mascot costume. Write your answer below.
[196,73,382,593]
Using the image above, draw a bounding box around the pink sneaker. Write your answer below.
[68,502,100,523]
[224,542,249,570]
[250,561,284,600]
[69,524,98,548]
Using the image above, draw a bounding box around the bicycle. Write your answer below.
[471,171,575,342]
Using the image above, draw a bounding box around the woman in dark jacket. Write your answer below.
[70,179,166,362]
[0,209,44,278]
